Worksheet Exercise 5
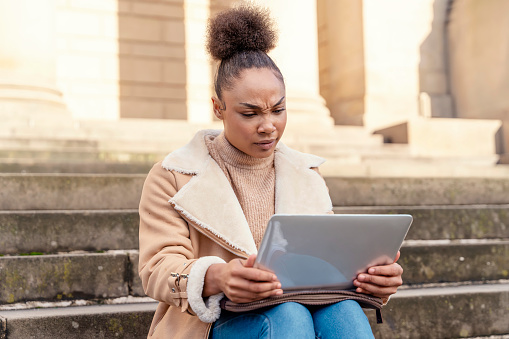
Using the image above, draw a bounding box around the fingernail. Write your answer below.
[368,268,375,274]
[353,280,360,286]
[358,274,365,281]
[276,283,281,289]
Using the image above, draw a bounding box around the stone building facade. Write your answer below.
[0,0,507,163]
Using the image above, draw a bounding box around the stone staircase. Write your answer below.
[1,166,509,337]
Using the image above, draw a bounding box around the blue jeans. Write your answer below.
[210,300,374,339]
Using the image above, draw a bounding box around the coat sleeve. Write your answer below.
[138,163,225,321]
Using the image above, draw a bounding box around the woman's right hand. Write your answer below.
[203,254,283,303]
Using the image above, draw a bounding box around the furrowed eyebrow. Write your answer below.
[239,96,285,110]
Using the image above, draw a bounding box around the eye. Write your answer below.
[241,112,257,118]
[273,108,286,114]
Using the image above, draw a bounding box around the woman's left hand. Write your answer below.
[353,251,403,303]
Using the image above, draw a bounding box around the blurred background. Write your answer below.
[1,1,509,338]
[1,0,508,175]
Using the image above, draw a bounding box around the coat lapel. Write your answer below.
[161,130,333,257]
[274,143,333,214]
[162,130,257,255]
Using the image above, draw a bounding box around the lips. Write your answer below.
[254,139,276,150]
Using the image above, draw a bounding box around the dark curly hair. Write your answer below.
[206,4,284,101]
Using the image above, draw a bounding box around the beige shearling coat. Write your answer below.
[138,130,333,339]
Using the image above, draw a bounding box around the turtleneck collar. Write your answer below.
[210,132,274,170]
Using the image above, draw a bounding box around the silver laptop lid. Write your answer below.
[254,214,413,291]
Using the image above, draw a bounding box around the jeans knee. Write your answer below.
[263,302,315,337]
[269,302,310,318]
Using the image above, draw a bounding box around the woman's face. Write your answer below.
[212,67,287,158]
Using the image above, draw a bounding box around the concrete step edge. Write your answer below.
[394,281,509,298]
[402,239,509,247]
[0,300,157,319]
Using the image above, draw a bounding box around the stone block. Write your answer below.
[163,102,187,120]
[163,20,186,43]
[325,177,509,206]
[132,2,184,18]
[0,253,129,304]
[0,303,156,339]
[333,205,509,240]
[400,241,509,284]
[122,84,186,100]
[130,43,184,59]
[118,15,161,41]
[127,252,146,297]
[120,100,165,119]
[0,210,139,255]
[408,117,502,158]
[119,59,163,83]
[162,60,187,85]
[369,284,509,338]
[0,174,145,210]
[374,122,408,143]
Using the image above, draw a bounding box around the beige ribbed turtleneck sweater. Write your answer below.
[205,133,275,248]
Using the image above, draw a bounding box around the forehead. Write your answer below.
[224,68,285,104]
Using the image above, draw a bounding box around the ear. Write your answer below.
[211,97,223,120]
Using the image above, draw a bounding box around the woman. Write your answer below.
[138,5,403,338]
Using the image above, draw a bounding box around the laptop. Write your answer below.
[254,214,413,291]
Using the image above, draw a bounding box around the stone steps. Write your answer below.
[0,302,157,339]
[2,204,507,255]
[369,283,509,338]
[0,174,145,210]
[1,173,509,337]
[1,283,508,339]
[0,210,139,255]
[0,159,153,174]
[2,174,509,210]
[333,205,509,240]
[0,149,165,164]
[0,252,144,305]
[325,177,509,206]
[1,239,507,305]
[400,240,509,285]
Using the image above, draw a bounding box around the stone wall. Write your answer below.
[448,0,509,121]
[56,0,188,120]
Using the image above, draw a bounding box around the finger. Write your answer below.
[242,280,282,294]
[355,273,403,289]
[229,288,283,304]
[366,263,403,277]
[353,282,397,299]
[234,264,280,283]
[226,282,283,302]
[394,251,401,263]
[244,254,257,268]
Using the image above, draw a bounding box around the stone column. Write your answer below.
[448,0,509,121]
[184,0,213,123]
[253,0,334,128]
[0,0,68,122]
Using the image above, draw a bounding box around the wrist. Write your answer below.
[203,263,224,297]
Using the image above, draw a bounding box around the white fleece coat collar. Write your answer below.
[162,129,332,256]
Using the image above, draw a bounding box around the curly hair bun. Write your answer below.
[206,4,278,60]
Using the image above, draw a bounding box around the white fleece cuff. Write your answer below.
[187,256,226,323]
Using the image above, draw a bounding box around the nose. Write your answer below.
[258,116,276,134]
